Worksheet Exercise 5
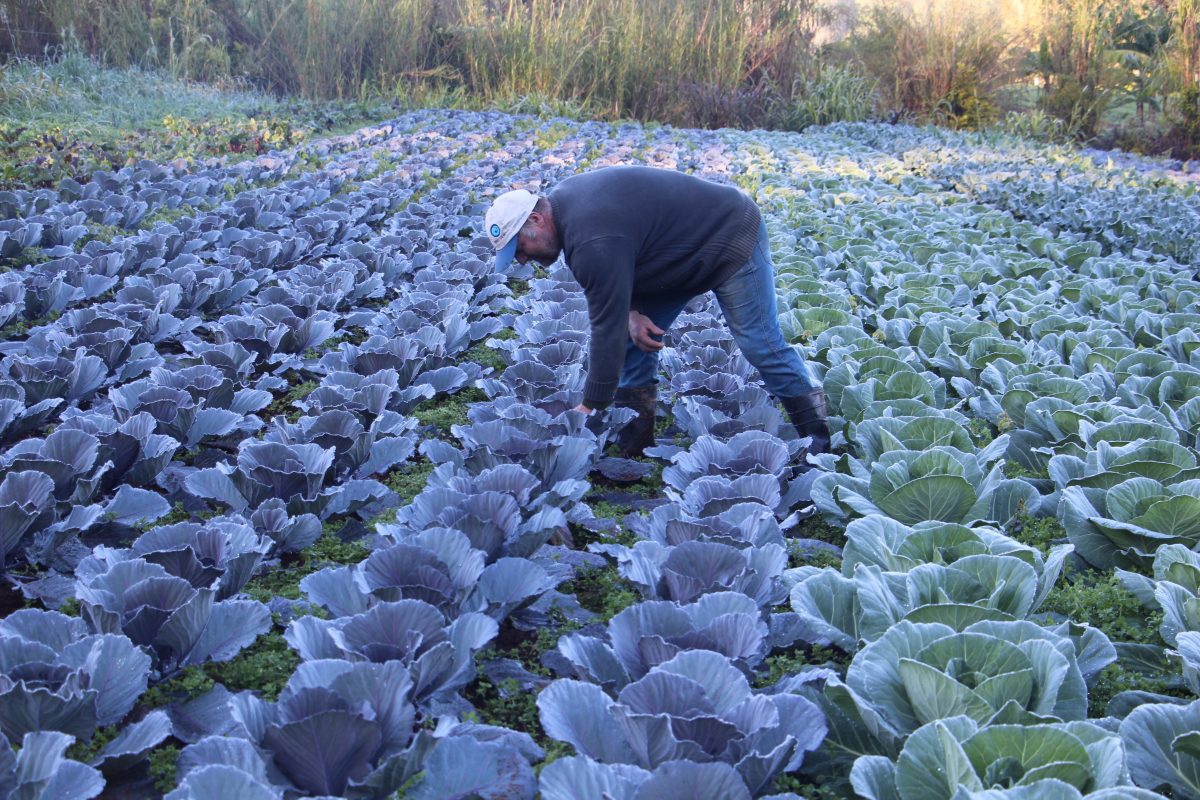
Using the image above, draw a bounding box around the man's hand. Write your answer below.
[574,403,593,414]
[629,310,665,352]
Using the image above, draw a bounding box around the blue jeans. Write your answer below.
[618,219,818,396]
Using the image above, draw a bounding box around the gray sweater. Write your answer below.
[547,166,761,407]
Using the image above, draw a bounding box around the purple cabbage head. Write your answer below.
[74,558,270,675]
[0,609,150,742]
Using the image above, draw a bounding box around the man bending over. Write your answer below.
[485,166,830,463]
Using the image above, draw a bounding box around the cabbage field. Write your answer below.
[2,109,1200,799]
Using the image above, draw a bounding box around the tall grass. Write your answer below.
[454,0,765,121]
[492,0,820,125]
[1,0,833,127]
[239,0,442,99]
[49,0,156,69]
[851,0,1021,127]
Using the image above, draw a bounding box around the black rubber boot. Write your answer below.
[613,384,658,458]
[780,388,831,459]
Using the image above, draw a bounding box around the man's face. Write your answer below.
[515,214,560,267]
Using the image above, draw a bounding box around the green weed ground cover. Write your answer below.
[0,50,396,189]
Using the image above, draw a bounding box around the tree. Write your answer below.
[1111,3,1171,125]
[1032,0,1123,137]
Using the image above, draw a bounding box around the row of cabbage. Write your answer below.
[3,110,1200,799]
[718,122,1200,799]
[3,110,515,586]
[238,127,840,798]
[0,110,630,797]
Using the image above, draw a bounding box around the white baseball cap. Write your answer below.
[485,189,538,272]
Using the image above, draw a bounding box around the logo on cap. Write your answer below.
[490,224,501,238]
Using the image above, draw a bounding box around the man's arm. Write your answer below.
[628,310,665,352]
[571,237,636,410]
[576,309,661,415]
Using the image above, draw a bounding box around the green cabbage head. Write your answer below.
[852,716,1138,800]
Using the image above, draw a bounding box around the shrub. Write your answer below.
[992,107,1071,142]
[935,64,1000,129]
[1038,73,1110,140]
[774,62,879,130]
[1168,83,1200,158]
[668,79,774,130]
